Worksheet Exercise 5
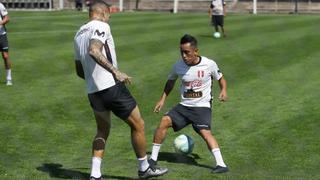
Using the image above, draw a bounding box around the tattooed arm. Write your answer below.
[89,39,132,84]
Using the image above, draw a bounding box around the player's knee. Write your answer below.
[137,118,145,130]
[198,129,213,139]
[2,52,9,60]
[130,117,145,131]
[158,116,172,129]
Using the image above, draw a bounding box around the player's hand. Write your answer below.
[219,91,228,102]
[154,100,164,113]
[115,71,132,85]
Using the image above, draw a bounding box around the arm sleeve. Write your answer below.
[0,4,8,16]
[74,41,81,61]
[211,61,223,80]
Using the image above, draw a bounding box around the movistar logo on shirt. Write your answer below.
[95,30,105,37]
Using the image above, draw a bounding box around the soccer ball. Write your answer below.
[213,32,221,38]
[173,134,194,155]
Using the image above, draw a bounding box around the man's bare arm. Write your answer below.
[218,76,228,101]
[0,15,9,26]
[89,39,131,84]
[154,79,176,113]
[89,39,118,75]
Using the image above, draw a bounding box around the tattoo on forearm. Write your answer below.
[89,39,117,74]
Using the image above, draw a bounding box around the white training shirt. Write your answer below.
[168,56,223,108]
[211,0,224,16]
[0,3,8,35]
[74,20,117,94]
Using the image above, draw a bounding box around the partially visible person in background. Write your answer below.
[75,0,83,11]
[209,0,227,37]
[85,0,93,8]
[0,2,12,85]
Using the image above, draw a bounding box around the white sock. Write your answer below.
[138,155,149,172]
[211,148,227,167]
[90,156,102,178]
[6,69,12,81]
[150,143,161,161]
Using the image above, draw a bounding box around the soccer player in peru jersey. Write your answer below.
[150,34,229,174]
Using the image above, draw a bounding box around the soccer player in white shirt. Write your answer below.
[209,0,227,37]
[150,34,229,173]
[0,3,12,85]
[73,1,167,179]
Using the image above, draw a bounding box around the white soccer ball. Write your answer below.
[213,32,221,38]
[173,134,194,155]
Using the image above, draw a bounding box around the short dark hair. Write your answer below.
[89,0,110,13]
[180,34,198,48]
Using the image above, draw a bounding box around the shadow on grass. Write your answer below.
[36,163,137,180]
[153,152,212,170]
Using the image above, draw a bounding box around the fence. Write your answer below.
[1,0,52,9]
[97,0,320,13]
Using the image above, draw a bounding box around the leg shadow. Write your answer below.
[152,152,212,170]
[36,163,137,180]
[36,163,89,179]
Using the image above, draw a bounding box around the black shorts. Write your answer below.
[166,104,212,133]
[211,15,224,27]
[0,34,9,52]
[88,82,137,120]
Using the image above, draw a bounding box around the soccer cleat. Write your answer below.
[138,166,168,179]
[6,80,12,86]
[89,176,103,180]
[211,165,229,173]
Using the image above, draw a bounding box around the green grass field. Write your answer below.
[0,11,319,179]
